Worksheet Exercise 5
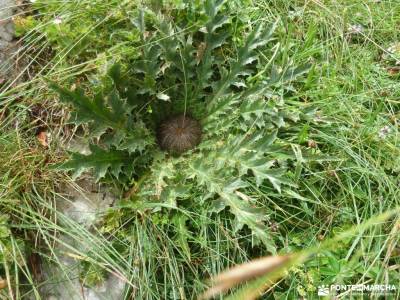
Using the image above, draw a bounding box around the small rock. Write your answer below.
[38,179,124,300]
[57,178,116,227]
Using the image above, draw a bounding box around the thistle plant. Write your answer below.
[51,0,310,255]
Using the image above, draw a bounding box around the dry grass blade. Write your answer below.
[199,255,292,300]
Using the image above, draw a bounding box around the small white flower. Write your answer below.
[387,45,397,54]
[314,111,323,123]
[347,24,364,34]
[288,9,302,20]
[382,42,400,63]
[53,17,63,25]
[378,125,391,139]
[156,93,170,101]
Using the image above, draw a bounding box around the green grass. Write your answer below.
[1,0,399,299]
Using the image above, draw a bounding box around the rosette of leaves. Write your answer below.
[51,0,310,254]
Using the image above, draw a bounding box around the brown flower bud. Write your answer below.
[157,115,202,154]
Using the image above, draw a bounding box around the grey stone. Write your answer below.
[0,29,13,41]
[56,178,116,227]
[0,0,14,19]
[38,164,125,300]
[0,0,16,80]
[39,234,127,300]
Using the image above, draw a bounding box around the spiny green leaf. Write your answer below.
[235,130,277,152]
[208,15,230,33]
[218,191,276,253]
[206,21,277,111]
[204,0,225,20]
[208,31,230,50]
[223,178,250,193]
[108,64,122,84]
[195,0,231,92]
[142,157,176,199]
[254,130,278,150]
[212,131,291,191]
[172,214,192,259]
[240,99,266,121]
[119,135,153,154]
[49,83,128,138]
[118,121,154,154]
[131,9,145,34]
[281,64,311,82]
[204,94,240,129]
[61,145,129,182]
[190,162,276,252]
[190,158,221,194]
[158,21,181,65]
[160,185,191,206]
[133,36,162,94]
